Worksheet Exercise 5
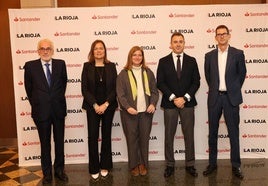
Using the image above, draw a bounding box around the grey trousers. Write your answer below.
[164,107,195,167]
[120,110,153,170]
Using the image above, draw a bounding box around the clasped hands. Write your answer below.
[173,97,186,109]
[94,103,107,115]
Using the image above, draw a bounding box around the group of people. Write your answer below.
[24,24,246,184]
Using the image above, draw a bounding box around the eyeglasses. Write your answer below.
[216,33,229,37]
[38,47,52,52]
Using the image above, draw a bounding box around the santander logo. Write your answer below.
[244,12,268,17]
[244,43,268,48]
[244,12,250,16]
[242,104,268,109]
[168,13,194,18]
[242,134,267,138]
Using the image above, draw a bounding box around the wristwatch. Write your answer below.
[183,96,188,102]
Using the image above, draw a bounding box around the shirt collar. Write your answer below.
[218,45,229,54]
[172,52,184,58]
[41,59,52,65]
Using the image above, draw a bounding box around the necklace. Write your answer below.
[96,67,104,82]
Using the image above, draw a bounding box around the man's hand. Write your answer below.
[174,97,186,109]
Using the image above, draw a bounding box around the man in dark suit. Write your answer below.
[157,32,200,178]
[203,25,246,179]
[24,39,68,184]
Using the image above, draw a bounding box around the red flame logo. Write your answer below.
[244,44,249,48]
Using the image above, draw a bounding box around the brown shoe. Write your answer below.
[131,166,139,176]
[139,164,147,176]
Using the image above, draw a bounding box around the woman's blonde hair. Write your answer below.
[124,46,148,70]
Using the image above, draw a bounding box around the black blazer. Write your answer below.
[24,58,67,122]
[157,53,200,108]
[204,46,246,107]
[81,61,118,110]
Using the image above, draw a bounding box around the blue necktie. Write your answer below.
[44,63,51,86]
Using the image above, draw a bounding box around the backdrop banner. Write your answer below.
[8,4,268,166]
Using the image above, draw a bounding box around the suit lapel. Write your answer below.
[51,59,57,87]
[177,53,189,78]
[167,53,177,76]
[213,50,219,80]
[181,54,191,77]
[37,59,50,88]
[89,62,96,88]
[226,47,234,73]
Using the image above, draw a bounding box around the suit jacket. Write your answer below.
[157,52,200,108]
[204,46,247,107]
[116,67,159,111]
[81,61,118,110]
[24,58,67,122]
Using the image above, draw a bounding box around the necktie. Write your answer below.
[177,55,181,79]
[44,63,51,86]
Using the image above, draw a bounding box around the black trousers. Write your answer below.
[35,116,65,177]
[86,109,115,174]
[208,94,241,168]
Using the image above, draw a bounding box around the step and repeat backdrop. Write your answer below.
[9,4,268,166]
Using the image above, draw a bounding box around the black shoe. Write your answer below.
[232,167,244,179]
[185,166,198,177]
[203,165,217,176]
[164,166,174,178]
[42,175,52,184]
[55,171,69,182]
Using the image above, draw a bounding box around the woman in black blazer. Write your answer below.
[81,40,117,181]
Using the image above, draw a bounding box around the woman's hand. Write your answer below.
[146,104,155,113]
[127,107,138,115]
[94,103,108,115]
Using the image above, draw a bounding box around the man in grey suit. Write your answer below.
[24,39,68,184]
[203,25,246,179]
[157,32,200,178]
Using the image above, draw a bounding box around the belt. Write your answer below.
[218,91,227,95]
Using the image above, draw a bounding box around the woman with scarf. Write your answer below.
[116,46,159,176]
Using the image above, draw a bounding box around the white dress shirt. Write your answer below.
[218,46,228,91]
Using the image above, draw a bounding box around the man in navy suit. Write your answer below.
[24,39,68,184]
[157,32,200,178]
[203,25,246,179]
